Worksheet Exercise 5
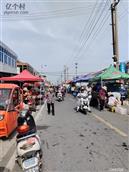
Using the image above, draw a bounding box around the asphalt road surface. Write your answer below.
[1,95,129,172]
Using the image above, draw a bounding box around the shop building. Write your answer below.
[0,41,18,77]
[17,60,38,76]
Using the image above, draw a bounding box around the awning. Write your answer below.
[0,70,44,82]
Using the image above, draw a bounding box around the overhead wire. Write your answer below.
[71,0,127,67]
[78,1,111,59]
[67,0,107,68]
[89,0,128,43]
[74,0,110,62]
[65,0,99,66]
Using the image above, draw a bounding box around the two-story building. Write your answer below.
[0,41,18,77]
[17,60,39,76]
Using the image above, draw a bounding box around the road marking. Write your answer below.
[92,113,128,137]
[35,102,46,122]
[4,103,46,172]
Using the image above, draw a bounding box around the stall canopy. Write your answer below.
[73,73,94,83]
[0,70,43,82]
[93,65,129,81]
[72,69,106,83]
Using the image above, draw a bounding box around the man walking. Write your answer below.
[46,86,55,116]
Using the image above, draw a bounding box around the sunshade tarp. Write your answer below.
[72,76,84,83]
[73,69,106,83]
[74,73,94,82]
[0,70,43,82]
[93,65,129,81]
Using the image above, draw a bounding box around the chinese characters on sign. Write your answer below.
[4,3,29,15]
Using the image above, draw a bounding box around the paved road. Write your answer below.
[1,95,129,172]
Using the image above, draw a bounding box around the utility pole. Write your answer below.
[111,0,120,69]
[61,73,63,83]
[66,67,69,81]
[64,65,66,82]
[75,63,78,78]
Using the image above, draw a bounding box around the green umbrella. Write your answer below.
[93,65,129,81]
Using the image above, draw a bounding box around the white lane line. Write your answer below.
[4,103,46,172]
[92,113,128,137]
[35,102,46,122]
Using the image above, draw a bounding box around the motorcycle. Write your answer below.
[16,109,42,172]
[76,95,91,115]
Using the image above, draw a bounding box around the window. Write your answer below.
[11,58,13,67]
[12,89,19,107]
[0,88,11,110]
[8,56,11,66]
[0,51,2,62]
[4,54,7,64]
[1,52,3,63]
[12,59,15,67]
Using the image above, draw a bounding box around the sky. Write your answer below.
[0,0,128,84]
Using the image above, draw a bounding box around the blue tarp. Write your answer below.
[72,69,107,83]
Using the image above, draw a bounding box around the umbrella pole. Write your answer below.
[40,83,42,106]
[101,78,103,87]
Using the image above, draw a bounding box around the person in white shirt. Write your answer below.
[76,87,91,112]
[108,94,118,107]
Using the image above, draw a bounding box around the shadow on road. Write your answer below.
[1,130,16,141]
[37,125,50,130]
[0,167,10,172]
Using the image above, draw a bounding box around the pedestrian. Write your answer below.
[90,84,98,108]
[107,94,119,112]
[98,86,107,111]
[46,86,55,116]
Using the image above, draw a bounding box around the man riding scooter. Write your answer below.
[76,87,91,114]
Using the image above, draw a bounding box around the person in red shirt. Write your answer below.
[98,86,107,111]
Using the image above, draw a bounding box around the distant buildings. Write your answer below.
[0,41,39,78]
[0,41,18,77]
[17,60,38,76]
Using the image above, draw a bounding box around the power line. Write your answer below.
[78,8,111,58]
[67,0,110,67]
[74,0,110,61]
[65,0,99,66]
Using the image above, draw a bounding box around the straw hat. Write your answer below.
[102,86,107,91]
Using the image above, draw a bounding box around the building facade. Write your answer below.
[0,41,18,77]
[17,60,38,76]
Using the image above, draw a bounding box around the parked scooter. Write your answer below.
[16,109,42,172]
